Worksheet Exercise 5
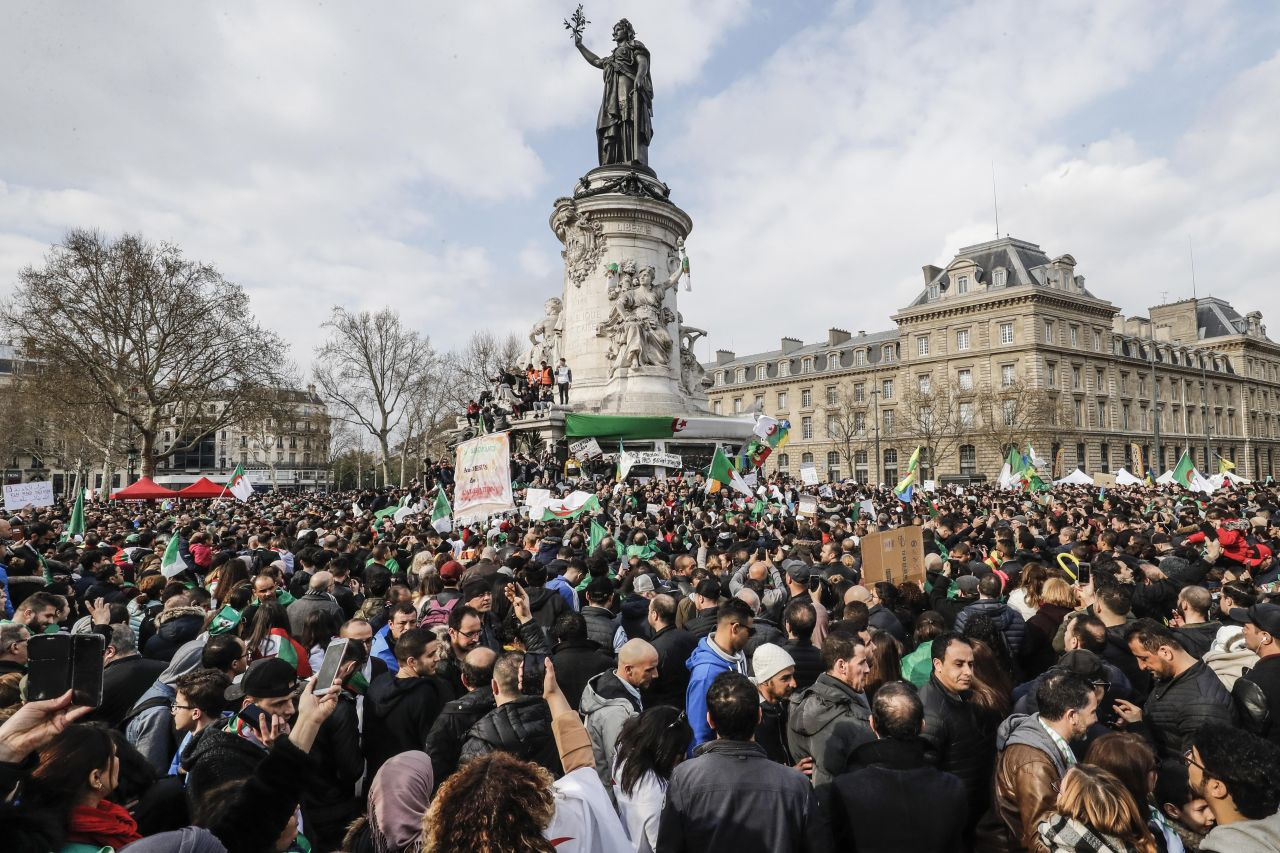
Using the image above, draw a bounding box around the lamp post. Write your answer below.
[1148,340,1162,475]
[871,386,882,487]
[126,444,139,485]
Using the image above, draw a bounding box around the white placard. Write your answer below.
[524,488,552,509]
[799,464,819,486]
[453,433,516,521]
[568,437,603,460]
[797,496,818,517]
[629,451,682,469]
[3,480,54,510]
[645,503,662,516]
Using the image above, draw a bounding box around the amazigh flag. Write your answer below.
[709,445,753,498]
[227,464,254,502]
[61,489,85,543]
[431,489,453,533]
[537,491,602,521]
[160,535,193,578]
[268,627,313,677]
[894,447,921,503]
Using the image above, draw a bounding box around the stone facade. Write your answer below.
[705,237,1280,483]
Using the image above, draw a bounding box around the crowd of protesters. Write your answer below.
[3,461,1280,852]
[466,357,574,431]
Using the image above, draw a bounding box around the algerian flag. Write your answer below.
[227,464,254,502]
[589,519,609,554]
[894,447,921,503]
[160,535,192,578]
[60,489,85,543]
[208,604,242,635]
[537,491,601,521]
[431,489,453,533]
[1172,450,1198,490]
[708,446,753,498]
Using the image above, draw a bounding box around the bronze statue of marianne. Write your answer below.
[573,17,652,168]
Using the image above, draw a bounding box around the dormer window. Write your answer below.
[827,352,839,370]
[801,357,814,373]
[778,360,790,377]
[928,283,940,300]
[854,350,866,366]
[956,275,969,295]
[756,364,767,380]
[992,268,1007,287]
[735,367,746,383]
[714,372,724,386]
[882,345,896,363]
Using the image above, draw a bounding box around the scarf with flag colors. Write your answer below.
[265,627,313,678]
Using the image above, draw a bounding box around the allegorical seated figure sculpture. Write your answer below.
[596,258,685,373]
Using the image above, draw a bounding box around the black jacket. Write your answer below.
[143,606,205,663]
[744,618,786,664]
[655,739,830,853]
[580,604,620,650]
[526,585,568,634]
[684,606,721,638]
[88,654,166,728]
[181,724,268,810]
[1241,655,1280,746]
[925,571,972,628]
[645,625,698,709]
[551,638,615,712]
[918,675,996,819]
[363,672,449,776]
[424,687,496,781]
[208,734,317,853]
[756,698,794,765]
[459,695,563,777]
[301,692,363,849]
[1175,620,1221,660]
[866,605,906,643]
[783,637,824,691]
[1140,660,1236,760]
[619,595,652,641]
[829,737,967,853]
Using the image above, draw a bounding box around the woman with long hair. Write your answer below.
[1021,577,1077,677]
[613,706,693,852]
[298,609,340,674]
[127,573,166,636]
[207,555,249,606]
[246,600,312,677]
[1008,562,1049,620]
[1039,764,1158,853]
[863,631,904,702]
[961,614,1015,723]
[1083,733,1181,853]
[23,723,142,853]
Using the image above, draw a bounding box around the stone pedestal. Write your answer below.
[551,166,708,415]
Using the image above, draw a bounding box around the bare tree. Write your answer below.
[974,379,1075,462]
[824,381,873,475]
[445,330,525,408]
[898,376,965,479]
[312,307,433,485]
[2,231,288,479]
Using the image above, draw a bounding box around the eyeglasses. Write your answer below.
[1183,748,1206,772]
[171,704,196,711]
[665,710,687,730]
[1090,680,1111,692]
[454,628,483,640]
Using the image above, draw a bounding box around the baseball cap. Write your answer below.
[461,578,492,602]
[439,560,464,583]
[633,574,656,595]
[1057,650,1106,681]
[784,560,813,583]
[955,575,981,595]
[1230,603,1280,636]
[225,657,298,703]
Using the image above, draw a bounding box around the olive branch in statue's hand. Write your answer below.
[564,4,589,40]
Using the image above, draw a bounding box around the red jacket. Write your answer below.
[1185,527,1272,568]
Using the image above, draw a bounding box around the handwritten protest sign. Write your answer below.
[2,480,54,510]
[453,433,515,521]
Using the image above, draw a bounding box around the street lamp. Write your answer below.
[871,387,882,486]
[126,444,139,484]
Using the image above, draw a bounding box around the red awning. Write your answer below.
[110,477,180,500]
[176,477,228,499]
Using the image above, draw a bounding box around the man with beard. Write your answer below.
[1186,724,1280,852]
[979,671,1100,851]
[752,643,803,768]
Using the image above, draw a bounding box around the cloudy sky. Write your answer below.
[1,0,1277,369]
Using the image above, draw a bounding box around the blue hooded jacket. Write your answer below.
[685,635,747,749]
[370,622,399,674]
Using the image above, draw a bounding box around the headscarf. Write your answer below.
[119,826,228,853]
[368,750,434,853]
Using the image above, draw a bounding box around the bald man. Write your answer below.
[580,638,659,793]
[287,569,346,636]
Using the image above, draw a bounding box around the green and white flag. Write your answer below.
[60,489,85,543]
[708,446,753,498]
[226,464,254,502]
[536,491,601,521]
[160,535,192,578]
[431,488,453,533]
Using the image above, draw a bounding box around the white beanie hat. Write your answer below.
[751,643,796,685]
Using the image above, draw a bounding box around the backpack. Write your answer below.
[420,596,459,628]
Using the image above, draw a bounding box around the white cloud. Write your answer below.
[670,0,1278,356]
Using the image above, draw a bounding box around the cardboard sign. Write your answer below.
[1092,473,1117,487]
[3,480,54,510]
[859,526,925,586]
[797,496,818,517]
[569,437,603,461]
[799,464,819,486]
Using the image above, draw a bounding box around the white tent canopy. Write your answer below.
[1114,468,1143,486]
[1054,469,1093,486]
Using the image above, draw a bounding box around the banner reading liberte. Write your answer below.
[453,433,515,521]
